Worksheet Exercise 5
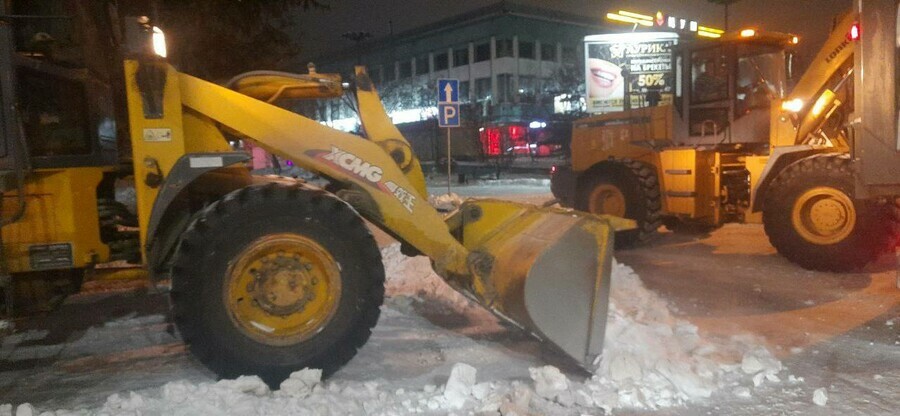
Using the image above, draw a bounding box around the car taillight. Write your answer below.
[480,127,501,156]
[550,165,558,175]
[848,22,860,41]
[508,125,526,141]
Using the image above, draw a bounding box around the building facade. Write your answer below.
[313,2,611,128]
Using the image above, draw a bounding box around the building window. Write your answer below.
[519,75,537,95]
[387,65,397,82]
[434,52,448,71]
[541,42,556,62]
[497,74,514,103]
[518,40,535,60]
[415,55,428,75]
[474,77,491,102]
[496,38,514,58]
[475,42,490,62]
[561,46,577,63]
[459,81,470,102]
[399,61,412,79]
[453,47,469,67]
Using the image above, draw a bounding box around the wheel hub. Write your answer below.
[588,184,627,217]
[225,234,341,346]
[792,187,856,245]
[249,254,318,316]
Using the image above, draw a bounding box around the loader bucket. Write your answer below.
[445,199,634,367]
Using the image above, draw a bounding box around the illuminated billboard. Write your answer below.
[584,32,678,114]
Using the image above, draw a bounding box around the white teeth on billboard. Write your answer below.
[590,70,616,82]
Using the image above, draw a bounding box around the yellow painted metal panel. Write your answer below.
[745,155,769,224]
[182,109,233,154]
[695,150,718,223]
[1,168,109,272]
[354,67,428,198]
[175,68,470,276]
[660,149,698,216]
[123,60,188,258]
[769,12,857,148]
[570,106,671,174]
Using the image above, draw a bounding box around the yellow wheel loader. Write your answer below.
[0,3,630,385]
[552,0,900,272]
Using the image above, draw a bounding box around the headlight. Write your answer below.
[781,98,804,113]
[152,26,167,58]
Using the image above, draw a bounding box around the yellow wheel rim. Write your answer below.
[588,184,627,217]
[791,187,856,245]
[225,233,341,346]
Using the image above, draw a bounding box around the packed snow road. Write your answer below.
[0,178,897,415]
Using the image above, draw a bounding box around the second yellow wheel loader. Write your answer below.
[552,0,900,272]
[0,2,630,385]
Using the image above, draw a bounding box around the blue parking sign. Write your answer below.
[438,103,460,128]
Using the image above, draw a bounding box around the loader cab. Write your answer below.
[0,0,123,172]
[675,31,797,145]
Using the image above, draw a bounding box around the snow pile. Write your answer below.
[579,260,786,410]
[3,244,793,415]
[428,192,464,212]
[4,364,519,415]
[381,243,483,318]
[381,245,791,410]
[813,387,828,406]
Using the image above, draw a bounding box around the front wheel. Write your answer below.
[170,183,384,386]
[576,160,661,248]
[763,154,893,272]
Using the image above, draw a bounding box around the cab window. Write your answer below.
[736,46,787,114]
[691,47,728,103]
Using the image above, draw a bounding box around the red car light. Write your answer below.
[508,125,526,141]
[480,127,502,156]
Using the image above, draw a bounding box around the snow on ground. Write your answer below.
[3,244,796,415]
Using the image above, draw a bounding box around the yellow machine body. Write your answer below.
[564,19,860,227]
[557,3,897,272]
[109,58,630,368]
[1,168,110,273]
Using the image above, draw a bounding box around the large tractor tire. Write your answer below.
[170,183,384,386]
[763,154,894,272]
[576,159,662,248]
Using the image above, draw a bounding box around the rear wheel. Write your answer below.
[170,183,384,386]
[763,154,893,272]
[576,160,661,248]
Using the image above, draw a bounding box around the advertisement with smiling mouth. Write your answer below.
[584,33,677,114]
[588,58,625,100]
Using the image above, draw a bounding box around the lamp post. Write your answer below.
[707,0,741,30]
[341,31,372,65]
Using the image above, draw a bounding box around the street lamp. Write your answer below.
[341,31,372,65]
[707,0,741,30]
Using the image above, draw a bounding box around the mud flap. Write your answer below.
[447,199,631,368]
